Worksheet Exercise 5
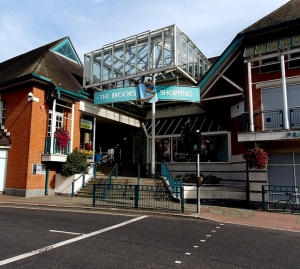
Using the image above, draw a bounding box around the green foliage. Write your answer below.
[61,149,88,176]
[178,173,221,184]
[201,174,221,184]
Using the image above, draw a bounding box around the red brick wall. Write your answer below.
[3,82,82,193]
[3,85,34,189]
[26,85,49,190]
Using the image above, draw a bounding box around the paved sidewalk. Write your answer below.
[0,194,299,233]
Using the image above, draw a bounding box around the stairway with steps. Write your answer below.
[76,176,159,198]
[76,162,159,198]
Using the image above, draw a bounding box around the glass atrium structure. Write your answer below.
[84,25,211,89]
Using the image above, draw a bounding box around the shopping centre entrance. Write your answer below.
[83,25,211,175]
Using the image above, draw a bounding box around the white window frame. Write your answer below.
[48,111,64,136]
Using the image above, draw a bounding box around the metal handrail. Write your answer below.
[106,163,119,187]
[243,107,300,132]
[160,162,182,199]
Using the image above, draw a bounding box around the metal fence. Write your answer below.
[92,183,184,212]
[262,185,300,211]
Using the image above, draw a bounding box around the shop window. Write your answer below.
[200,134,228,162]
[288,52,300,69]
[171,133,229,162]
[260,57,280,73]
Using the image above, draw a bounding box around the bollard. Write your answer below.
[262,185,266,211]
[82,174,86,188]
[45,169,49,196]
[134,185,139,209]
[93,184,96,206]
[93,163,96,178]
[71,181,75,197]
[180,187,185,213]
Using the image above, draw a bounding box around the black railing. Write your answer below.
[254,109,283,130]
[93,183,184,212]
[261,185,300,211]
[242,107,300,131]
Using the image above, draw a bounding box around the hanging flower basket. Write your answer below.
[54,127,70,148]
[243,147,269,170]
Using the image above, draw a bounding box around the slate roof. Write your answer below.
[241,0,300,33]
[0,37,83,93]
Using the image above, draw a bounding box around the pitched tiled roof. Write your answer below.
[241,0,300,33]
[0,37,83,92]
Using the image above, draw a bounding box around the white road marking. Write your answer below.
[200,240,206,242]
[175,261,182,264]
[185,252,191,255]
[206,234,211,237]
[193,246,199,248]
[211,230,216,232]
[0,215,148,266]
[216,226,220,228]
[219,223,224,225]
[49,230,82,235]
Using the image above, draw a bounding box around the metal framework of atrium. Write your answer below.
[83,25,211,90]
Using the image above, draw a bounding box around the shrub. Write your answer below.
[61,149,89,176]
[202,174,221,184]
[178,173,221,184]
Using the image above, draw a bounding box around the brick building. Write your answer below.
[0,37,86,196]
[199,0,300,205]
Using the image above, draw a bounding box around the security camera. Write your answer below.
[27,92,39,102]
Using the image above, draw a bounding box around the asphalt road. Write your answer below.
[0,206,299,269]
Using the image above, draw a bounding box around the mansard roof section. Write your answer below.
[241,0,300,34]
[0,37,84,94]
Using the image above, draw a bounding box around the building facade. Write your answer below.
[199,0,300,205]
[0,37,86,196]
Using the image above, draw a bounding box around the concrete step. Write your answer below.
[76,176,163,198]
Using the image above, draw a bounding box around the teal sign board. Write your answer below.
[94,87,137,105]
[94,85,200,105]
[156,85,200,102]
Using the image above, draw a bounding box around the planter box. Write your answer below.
[183,184,246,200]
[55,166,93,195]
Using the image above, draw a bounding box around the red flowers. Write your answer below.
[54,127,70,148]
[243,147,269,170]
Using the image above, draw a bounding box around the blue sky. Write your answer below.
[0,0,290,63]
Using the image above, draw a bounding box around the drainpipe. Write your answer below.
[151,78,156,177]
[70,103,75,152]
[93,116,96,161]
[50,99,57,153]
[280,54,290,130]
[247,62,254,132]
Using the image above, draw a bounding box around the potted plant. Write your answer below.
[243,147,269,170]
[54,127,70,148]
